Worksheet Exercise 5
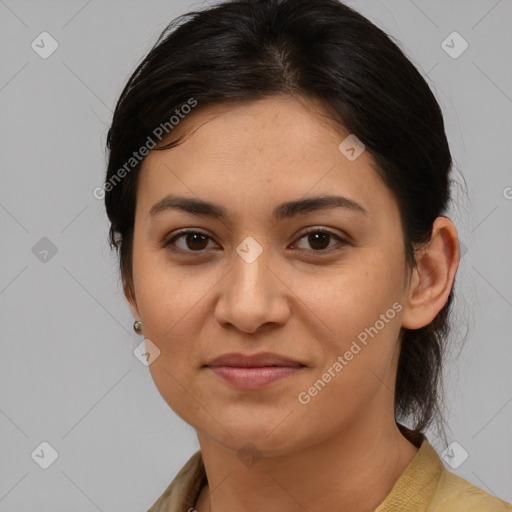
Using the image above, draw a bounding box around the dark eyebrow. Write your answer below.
[148,194,368,221]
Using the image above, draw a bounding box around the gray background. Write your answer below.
[1,0,511,510]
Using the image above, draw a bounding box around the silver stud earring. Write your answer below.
[133,320,142,335]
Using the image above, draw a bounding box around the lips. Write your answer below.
[205,351,305,368]
[204,352,306,389]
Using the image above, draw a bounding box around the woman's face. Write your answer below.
[128,95,412,455]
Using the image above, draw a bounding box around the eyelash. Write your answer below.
[163,228,349,255]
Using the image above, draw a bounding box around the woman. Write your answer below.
[103,0,512,510]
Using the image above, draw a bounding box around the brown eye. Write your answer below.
[306,232,330,251]
[293,229,348,252]
[165,231,216,252]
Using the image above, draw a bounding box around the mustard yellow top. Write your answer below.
[146,436,512,512]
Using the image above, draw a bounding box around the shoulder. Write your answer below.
[428,469,512,512]
[378,431,512,512]
[146,450,205,512]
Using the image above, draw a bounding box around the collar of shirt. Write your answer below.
[146,435,512,512]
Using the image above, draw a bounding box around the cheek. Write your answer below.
[295,254,405,399]
[136,275,208,354]
[293,279,403,440]
[134,266,214,422]
[299,259,402,347]
[133,242,211,337]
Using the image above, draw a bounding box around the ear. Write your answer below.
[123,277,140,321]
[401,216,460,330]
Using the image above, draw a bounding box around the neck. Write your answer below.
[195,415,420,512]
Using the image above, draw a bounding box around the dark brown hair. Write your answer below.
[104,0,456,447]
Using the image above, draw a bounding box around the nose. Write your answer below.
[214,242,291,334]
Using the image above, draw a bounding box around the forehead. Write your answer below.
[136,96,398,224]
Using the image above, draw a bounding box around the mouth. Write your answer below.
[205,351,305,368]
[204,352,306,389]
[206,366,304,389]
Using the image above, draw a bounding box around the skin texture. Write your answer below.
[125,95,460,512]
